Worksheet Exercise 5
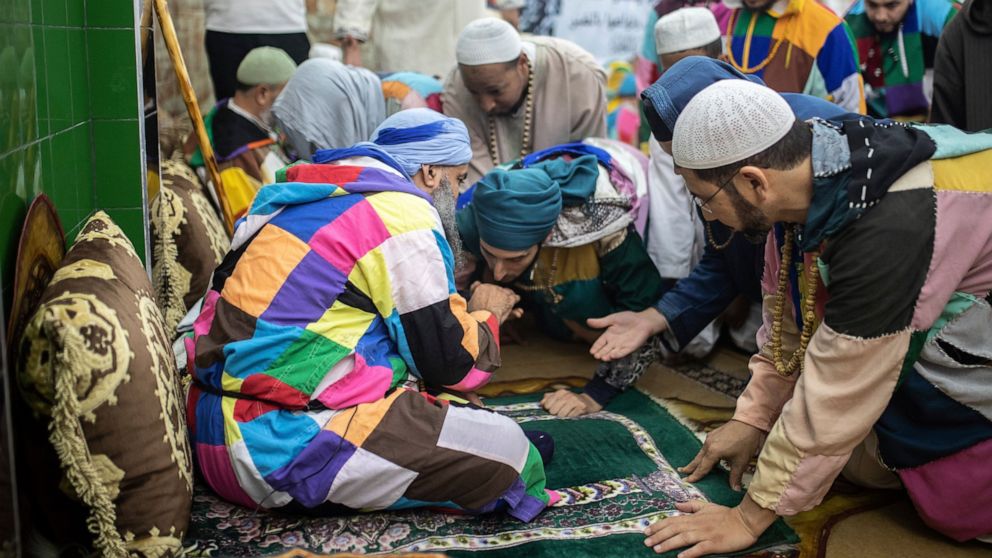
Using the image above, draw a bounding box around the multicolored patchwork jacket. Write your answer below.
[186,155,551,518]
[846,0,959,119]
[722,0,867,114]
[736,121,992,541]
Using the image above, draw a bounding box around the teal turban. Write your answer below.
[469,168,563,251]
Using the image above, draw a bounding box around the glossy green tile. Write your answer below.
[10,0,29,24]
[93,119,142,208]
[44,27,71,132]
[43,0,66,26]
[18,41,39,145]
[66,28,87,124]
[86,0,135,28]
[70,120,92,197]
[31,24,48,137]
[66,0,84,27]
[47,129,80,214]
[87,28,139,120]
[104,207,146,262]
[29,0,44,25]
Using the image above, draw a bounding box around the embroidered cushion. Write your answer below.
[150,158,228,333]
[17,211,193,556]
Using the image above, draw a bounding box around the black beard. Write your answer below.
[432,176,465,268]
[728,186,772,244]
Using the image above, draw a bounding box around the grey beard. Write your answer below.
[432,177,465,269]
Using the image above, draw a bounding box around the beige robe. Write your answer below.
[442,37,608,185]
[333,0,488,77]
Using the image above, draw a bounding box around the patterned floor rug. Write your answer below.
[184,389,799,557]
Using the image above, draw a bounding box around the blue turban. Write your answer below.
[370,108,472,177]
[466,168,562,252]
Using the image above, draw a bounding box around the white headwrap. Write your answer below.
[272,58,385,160]
[455,18,523,66]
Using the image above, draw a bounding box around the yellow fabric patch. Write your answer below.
[364,191,438,237]
[219,166,262,225]
[307,300,376,350]
[932,149,992,192]
[222,394,243,444]
[352,247,394,317]
[533,245,601,288]
[222,225,310,317]
[325,389,404,447]
[772,0,841,58]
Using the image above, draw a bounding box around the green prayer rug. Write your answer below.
[184,390,798,557]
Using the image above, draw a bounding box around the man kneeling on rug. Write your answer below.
[456,152,666,418]
[642,81,992,556]
[185,109,556,520]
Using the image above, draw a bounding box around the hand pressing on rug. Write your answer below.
[643,496,777,557]
[541,389,602,417]
[587,308,669,361]
[680,420,764,491]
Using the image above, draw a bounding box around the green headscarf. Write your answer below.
[457,155,599,252]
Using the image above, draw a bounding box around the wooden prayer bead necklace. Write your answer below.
[488,61,535,166]
[705,220,735,250]
[768,225,820,376]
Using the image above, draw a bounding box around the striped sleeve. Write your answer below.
[816,22,866,114]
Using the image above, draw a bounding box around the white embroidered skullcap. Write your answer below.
[456,18,523,66]
[673,80,795,169]
[655,7,722,55]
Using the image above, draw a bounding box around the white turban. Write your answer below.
[655,7,722,55]
[673,80,795,169]
[456,18,522,66]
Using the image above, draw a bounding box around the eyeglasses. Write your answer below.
[690,174,734,214]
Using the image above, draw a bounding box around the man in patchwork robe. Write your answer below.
[186,109,555,520]
[643,80,991,556]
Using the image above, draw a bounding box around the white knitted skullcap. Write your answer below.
[655,7,722,55]
[673,80,796,169]
[456,18,523,66]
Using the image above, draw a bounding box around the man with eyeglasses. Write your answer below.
[589,57,866,431]
[642,76,992,557]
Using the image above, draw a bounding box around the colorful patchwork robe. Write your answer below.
[736,120,992,541]
[186,155,551,520]
[846,0,958,120]
[721,0,867,114]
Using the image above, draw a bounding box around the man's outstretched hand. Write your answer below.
[541,389,602,417]
[643,497,776,557]
[680,420,764,491]
[587,308,669,361]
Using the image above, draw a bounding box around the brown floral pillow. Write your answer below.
[150,158,229,333]
[17,211,193,556]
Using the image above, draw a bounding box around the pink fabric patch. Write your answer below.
[315,354,393,409]
[189,290,221,372]
[899,438,992,541]
[197,443,257,509]
[546,489,562,507]
[911,190,992,330]
[445,368,493,392]
[775,453,849,515]
[309,200,392,275]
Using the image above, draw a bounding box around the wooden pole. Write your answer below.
[140,0,152,67]
[153,0,234,236]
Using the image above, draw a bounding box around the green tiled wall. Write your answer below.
[0,0,148,326]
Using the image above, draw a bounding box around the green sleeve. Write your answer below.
[598,231,665,313]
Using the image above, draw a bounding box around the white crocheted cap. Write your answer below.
[654,7,722,55]
[673,80,796,170]
[456,18,522,66]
